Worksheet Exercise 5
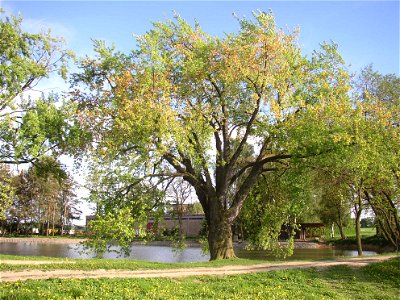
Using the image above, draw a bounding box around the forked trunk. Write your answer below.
[208,215,236,260]
[193,161,261,260]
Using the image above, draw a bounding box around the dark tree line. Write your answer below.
[1,156,80,236]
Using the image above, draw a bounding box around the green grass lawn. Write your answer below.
[344,227,377,238]
[323,226,395,248]
[0,257,398,299]
[324,227,376,240]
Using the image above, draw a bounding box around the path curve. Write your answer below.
[0,255,397,282]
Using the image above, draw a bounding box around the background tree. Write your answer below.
[7,170,37,234]
[167,178,193,239]
[187,201,204,215]
[354,66,400,249]
[0,10,81,165]
[84,161,166,254]
[239,166,313,257]
[315,170,351,240]
[5,156,79,235]
[0,164,14,220]
[73,12,354,260]
[305,66,400,253]
[59,176,80,235]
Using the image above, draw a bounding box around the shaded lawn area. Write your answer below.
[0,257,398,299]
[328,235,393,248]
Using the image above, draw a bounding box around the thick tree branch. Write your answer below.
[190,132,213,189]
[163,151,210,199]
[226,161,262,223]
[227,90,262,169]
[229,153,291,186]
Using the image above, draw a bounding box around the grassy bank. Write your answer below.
[324,227,376,241]
[0,257,399,299]
[328,235,393,249]
[0,254,270,272]
[324,227,395,251]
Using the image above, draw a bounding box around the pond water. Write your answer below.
[0,242,378,262]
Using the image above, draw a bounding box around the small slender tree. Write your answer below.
[168,178,193,239]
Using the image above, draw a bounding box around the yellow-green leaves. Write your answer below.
[84,207,143,256]
[0,11,75,164]
[73,11,368,259]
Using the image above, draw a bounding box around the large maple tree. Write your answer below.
[73,12,352,259]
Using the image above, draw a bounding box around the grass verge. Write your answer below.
[0,254,271,271]
[0,257,398,299]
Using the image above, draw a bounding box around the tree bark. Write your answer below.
[339,226,346,240]
[51,205,56,236]
[333,203,347,240]
[198,190,236,260]
[178,210,183,239]
[208,212,236,260]
[365,190,399,248]
[355,209,363,256]
[336,221,346,240]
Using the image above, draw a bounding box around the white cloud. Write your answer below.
[1,3,75,43]
[22,17,75,44]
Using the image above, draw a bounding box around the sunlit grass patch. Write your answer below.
[0,258,399,299]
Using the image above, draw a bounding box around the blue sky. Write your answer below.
[2,1,399,76]
[2,1,398,223]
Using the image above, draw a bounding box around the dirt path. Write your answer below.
[0,255,397,282]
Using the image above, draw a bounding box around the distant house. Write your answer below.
[85,215,96,227]
[85,214,206,237]
[279,223,325,240]
[148,214,205,237]
[297,223,325,240]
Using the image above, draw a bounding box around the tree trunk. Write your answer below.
[46,206,50,237]
[337,222,346,240]
[355,210,363,256]
[51,205,56,236]
[336,207,346,240]
[16,221,20,235]
[178,211,183,239]
[365,190,400,248]
[61,193,66,236]
[194,186,236,260]
[61,222,64,236]
[208,214,235,260]
[184,145,264,260]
